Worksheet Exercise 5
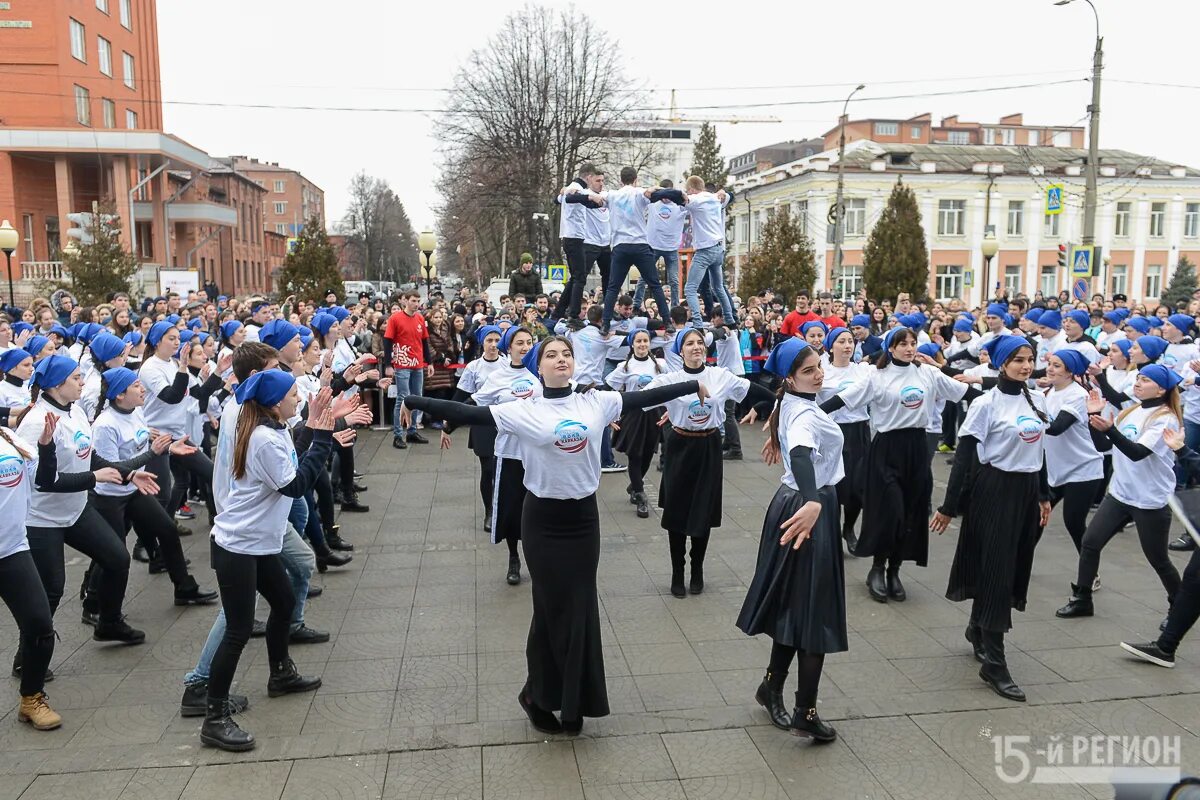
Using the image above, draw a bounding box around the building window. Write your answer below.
[911,126,921,140]
[937,200,965,236]
[1146,264,1163,297]
[947,131,970,145]
[274,202,287,215]
[794,201,808,236]
[1001,128,1015,146]
[1110,264,1128,297]
[1006,200,1024,236]
[274,180,286,193]
[1004,264,1022,295]
[1150,202,1166,237]
[122,52,135,89]
[1052,131,1072,147]
[1114,202,1131,237]
[97,37,112,76]
[874,122,898,137]
[125,109,137,129]
[1186,203,1200,238]
[983,128,995,145]
[101,98,115,128]
[1028,130,1040,146]
[738,215,749,245]
[70,19,87,62]
[275,223,287,235]
[22,214,34,262]
[834,265,863,300]
[936,265,963,300]
[96,0,109,12]
[74,85,91,126]
[1044,212,1059,237]
[844,199,866,236]
[119,0,131,29]
[754,211,766,242]
[1040,265,1057,298]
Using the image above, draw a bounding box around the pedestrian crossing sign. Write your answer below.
[1046,185,1064,216]
[1070,245,1094,277]
[548,265,565,282]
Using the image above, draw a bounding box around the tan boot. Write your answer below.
[18,692,62,731]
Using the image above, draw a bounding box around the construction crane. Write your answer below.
[663,89,781,125]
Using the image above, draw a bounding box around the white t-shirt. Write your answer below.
[959,387,1048,473]
[212,423,298,555]
[557,184,587,240]
[817,360,871,424]
[138,355,189,437]
[1043,382,1104,486]
[0,429,36,559]
[647,366,748,431]
[243,322,262,343]
[553,323,625,386]
[212,399,241,514]
[684,192,729,250]
[1096,329,1121,352]
[778,393,844,491]
[835,362,968,433]
[647,200,686,251]
[605,355,667,392]
[79,369,103,422]
[1107,404,1180,510]
[472,362,543,459]
[945,334,982,365]
[458,356,505,395]
[16,400,94,527]
[1163,340,1199,372]
[578,189,611,247]
[1059,339,1101,365]
[0,378,30,409]
[332,338,358,374]
[606,185,651,247]
[715,333,745,376]
[490,390,623,500]
[1036,331,1067,371]
[92,405,151,497]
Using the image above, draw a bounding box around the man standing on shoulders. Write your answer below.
[382,290,435,449]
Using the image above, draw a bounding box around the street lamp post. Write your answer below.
[0,220,19,310]
[417,230,438,302]
[1056,0,1102,249]
[833,84,866,280]
[981,229,999,303]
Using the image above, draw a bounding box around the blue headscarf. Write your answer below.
[260,319,300,351]
[76,322,105,344]
[326,306,350,322]
[823,327,851,353]
[234,369,295,406]
[88,332,127,365]
[850,313,871,329]
[186,317,204,331]
[219,320,243,341]
[1038,310,1063,331]
[521,341,543,379]
[1025,307,1045,325]
[308,314,338,337]
[165,314,181,326]
[1111,338,1133,360]
[1167,314,1195,336]
[474,324,502,346]
[957,312,977,324]
[499,325,530,356]
[298,326,315,350]
[1140,364,1183,392]
[1125,316,1152,335]
[671,327,706,356]
[1135,335,1168,363]
[0,348,32,373]
[11,321,33,337]
[1052,349,1090,376]
[146,320,174,347]
[48,323,71,341]
[952,317,974,333]
[1064,310,1091,330]
[1102,310,1123,325]
[626,329,652,348]
[26,335,50,358]
[917,342,942,360]
[122,331,143,347]
[800,320,828,337]
[982,334,1031,367]
[102,367,139,400]
[881,326,908,355]
[986,303,1008,319]
[30,354,78,389]
[763,337,810,377]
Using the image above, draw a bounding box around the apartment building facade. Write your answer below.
[822,113,1085,153]
[221,156,325,239]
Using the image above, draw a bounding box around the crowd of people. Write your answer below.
[0,166,1198,750]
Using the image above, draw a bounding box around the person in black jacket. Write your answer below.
[508,253,543,299]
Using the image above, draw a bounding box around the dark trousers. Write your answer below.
[27,506,129,624]
[1048,479,1104,553]
[207,540,295,700]
[940,402,960,448]
[151,449,216,521]
[479,455,495,512]
[626,415,661,494]
[0,550,55,696]
[602,244,669,326]
[90,491,191,588]
[562,244,610,320]
[723,400,742,454]
[1077,496,1180,602]
[1161,549,1200,653]
[555,237,587,320]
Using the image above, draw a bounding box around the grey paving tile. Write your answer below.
[574,733,677,785]
[179,761,293,800]
[482,742,582,797]
[583,780,686,800]
[116,767,194,800]
[19,770,133,800]
[661,729,768,779]
[281,755,387,800]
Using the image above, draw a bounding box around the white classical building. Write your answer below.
[585,121,702,187]
[726,140,1200,306]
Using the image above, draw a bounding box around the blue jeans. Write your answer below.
[604,243,670,327]
[391,368,424,436]
[685,245,734,324]
[633,249,681,311]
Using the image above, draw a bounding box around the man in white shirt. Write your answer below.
[634,178,687,312]
[681,176,735,327]
[555,165,609,322]
[241,300,274,342]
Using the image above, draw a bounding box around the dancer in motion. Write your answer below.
[814,327,870,555]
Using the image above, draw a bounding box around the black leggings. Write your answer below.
[1076,495,1181,603]
[1161,549,1200,654]
[151,449,216,520]
[0,550,54,696]
[478,455,495,513]
[1048,479,1104,553]
[668,530,708,569]
[207,540,295,701]
[768,640,825,710]
[27,505,129,623]
[89,491,191,588]
[626,416,661,494]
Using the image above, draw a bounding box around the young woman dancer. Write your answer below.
[404,336,706,736]
[200,372,343,752]
[0,347,33,428]
[815,327,870,555]
[736,338,846,742]
[820,328,980,602]
[79,333,128,421]
[931,335,1051,702]
[1056,364,1184,621]
[606,329,667,519]
[649,328,775,598]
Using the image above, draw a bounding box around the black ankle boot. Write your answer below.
[326,528,354,551]
[314,541,352,573]
[689,562,704,595]
[1055,583,1094,618]
[267,658,322,697]
[181,680,249,717]
[886,567,906,602]
[964,625,985,663]
[518,688,562,734]
[789,706,837,742]
[173,577,218,606]
[755,670,791,730]
[506,554,521,586]
[200,696,255,751]
[978,630,1025,702]
[11,649,53,682]
[670,566,686,598]
[866,566,888,603]
[633,491,650,519]
[842,524,859,557]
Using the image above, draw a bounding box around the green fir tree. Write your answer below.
[738,210,817,299]
[276,218,343,303]
[687,122,727,188]
[60,201,140,305]
[1162,253,1197,308]
[862,179,929,302]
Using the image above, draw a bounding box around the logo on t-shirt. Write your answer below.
[1016,415,1043,444]
[134,428,150,451]
[510,378,535,399]
[553,420,588,454]
[656,206,674,222]
[687,399,712,425]
[636,374,654,388]
[0,454,24,488]
[900,386,925,410]
[837,379,855,392]
[1120,422,1140,440]
[73,430,92,460]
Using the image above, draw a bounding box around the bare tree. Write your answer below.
[338,172,420,286]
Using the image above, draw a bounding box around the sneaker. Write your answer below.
[288,625,330,644]
[937,443,954,453]
[392,436,408,450]
[174,504,196,520]
[1120,641,1175,668]
[600,462,627,474]
[407,431,429,444]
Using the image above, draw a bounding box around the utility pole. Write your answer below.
[833,84,866,278]
[1057,0,1102,247]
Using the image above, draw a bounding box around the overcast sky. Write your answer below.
[158,0,1199,240]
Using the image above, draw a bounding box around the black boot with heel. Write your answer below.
[755,670,791,730]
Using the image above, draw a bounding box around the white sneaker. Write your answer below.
[600,462,627,474]
[1092,576,1101,592]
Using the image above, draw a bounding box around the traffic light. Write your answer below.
[65,213,95,246]
[1057,243,1069,269]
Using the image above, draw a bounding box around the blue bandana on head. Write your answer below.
[77,322,105,344]
[958,312,977,323]
[671,328,705,356]
[474,324,502,346]
[26,335,50,358]
[250,301,269,314]
[298,327,314,350]
[521,341,542,379]
[1140,363,1183,392]
[260,319,300,351]
[88,332,126,365]
[917,342,942,360]
[1112,338,1133,359]
[31,354,78,390]
[953,318,974,333]
[12,322,33,337]
[187,317,204,331]
[327,306,350,322]
[881,326,906,355]
[147,321,174,347]
[1103,311,1123,325]
[123,331,143,347]
[763,337,810,377]
[1167,314,1195,336]
[801,320,828,337]
[1126,316,1152,334]
[1136,335,1168,363]
[1038,310,1063,331]
[626,329,651,348]
[1025,308,1045,325]
[1003,313,1015,328]
[823,327,851,353]
[986,303,1008,319]
[102,367,139,400]
[1052,348,1090,376]
[982,334,1031,368]
[165,314,181,326]
[308,314,337,337]
[0,348,32,373]
[499,326,528,356]
[234,369,295,406]
[219,320,243,341]
[850,313,871,329]
[1065,310,1091,331]
[48,323,70,341]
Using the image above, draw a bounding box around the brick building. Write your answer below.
[822,113,1085,152]
[219,156,325,238]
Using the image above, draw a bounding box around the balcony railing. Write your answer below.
[21,261,67,282]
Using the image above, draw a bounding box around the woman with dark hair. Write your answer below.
[403,335,706,736]
[931,335,1051,702]
[820,328,980,602]
[737,338,846,742]
[869,306,888,337]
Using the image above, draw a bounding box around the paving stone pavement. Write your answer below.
[1,426,1198,799]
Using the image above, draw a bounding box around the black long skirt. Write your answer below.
[736,485,848,654]
[469,425,497,460]
[521,492,609,720]
[945,463,1042,632]
[855,427,932,566]
[658,429,722,537]
[835,420,869,513]
[612,407,656,456]
[491,457,525,546]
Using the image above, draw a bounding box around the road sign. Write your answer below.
[964,269,974,288]
[1073,278,1089,301]
[1046,184,1064,216]
[1070,245,1094,277]
[548,265,565,282]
